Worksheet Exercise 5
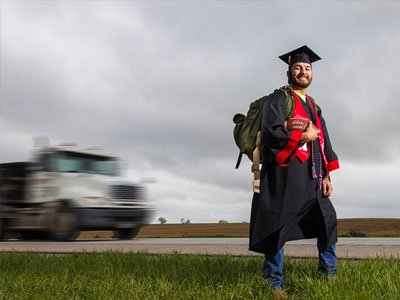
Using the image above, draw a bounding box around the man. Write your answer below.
[249,45,339,299]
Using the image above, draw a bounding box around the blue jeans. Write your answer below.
[262,242,337,289]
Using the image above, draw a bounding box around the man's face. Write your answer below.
[288,62,313,89]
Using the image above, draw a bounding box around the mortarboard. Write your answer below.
[279,45,321,67]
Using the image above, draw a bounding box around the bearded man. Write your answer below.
[249,45,340,299]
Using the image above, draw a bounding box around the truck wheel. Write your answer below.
[0,218,7,241]
[114,227,140,240]
[20,231,48,240]
[51,205,79,241]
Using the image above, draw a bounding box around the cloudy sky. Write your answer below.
[1,1,399,224]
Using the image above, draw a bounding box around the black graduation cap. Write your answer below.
[279,45,321,67]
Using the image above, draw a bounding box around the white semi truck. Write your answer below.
[0,140,154,241]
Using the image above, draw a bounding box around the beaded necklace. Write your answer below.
[307,98,323,190]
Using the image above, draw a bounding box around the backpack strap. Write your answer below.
[307,95,320,112]
[251,131,262,193]
[279,85,295,118]
[235,152,243,169]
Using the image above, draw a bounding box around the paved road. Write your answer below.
[1,238,400,259]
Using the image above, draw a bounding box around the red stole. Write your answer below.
[290,91,328,168]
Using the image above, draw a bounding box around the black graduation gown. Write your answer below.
[249,89,339,256]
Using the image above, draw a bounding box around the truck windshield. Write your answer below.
[39,152,119,175]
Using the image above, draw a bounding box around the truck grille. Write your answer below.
[109,185,145,200]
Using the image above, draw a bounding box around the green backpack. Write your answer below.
[233,86,294,169]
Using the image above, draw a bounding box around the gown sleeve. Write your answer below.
[261,90,302,166]
[318,106,340,173]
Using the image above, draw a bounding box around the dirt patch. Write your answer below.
[78,219,400,239]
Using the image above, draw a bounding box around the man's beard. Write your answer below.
[289,72,312,89]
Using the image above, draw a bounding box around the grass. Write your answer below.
[0,252,399,299]
[341,230,367,237]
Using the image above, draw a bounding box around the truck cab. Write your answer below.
[0,143,154,241]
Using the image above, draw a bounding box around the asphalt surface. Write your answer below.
[1,238,400,259]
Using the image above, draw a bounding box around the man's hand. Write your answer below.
[301,121,320,142]
[323,177,333,197]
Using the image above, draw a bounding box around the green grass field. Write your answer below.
[0,252,399,299]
